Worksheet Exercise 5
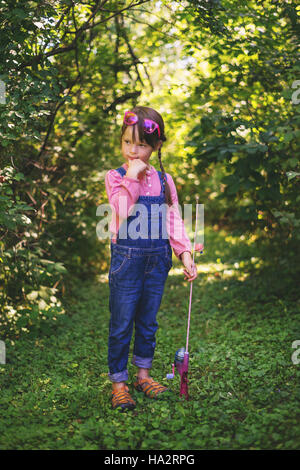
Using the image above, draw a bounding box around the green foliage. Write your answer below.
[0,165,67,336]
[0,2,299,449]
[0,0,159,333]
[180,0,300,240]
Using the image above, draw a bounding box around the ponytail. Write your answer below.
[158,147,173,207]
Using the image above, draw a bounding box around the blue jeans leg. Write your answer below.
[108,260,143,382]
[132,255,169,369]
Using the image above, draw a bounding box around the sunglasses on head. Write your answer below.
[123,110,161,138]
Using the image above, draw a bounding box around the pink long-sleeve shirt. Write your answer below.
[105,162,192,259]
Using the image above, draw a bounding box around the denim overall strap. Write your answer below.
[115,166,126,178]
[114,167,169,248]
[116,166,165,197]
[114,166,165,197]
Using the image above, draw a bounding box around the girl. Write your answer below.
[105,106,198,411]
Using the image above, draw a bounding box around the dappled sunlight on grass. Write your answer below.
[96,273,109,283]
[169,262,251,282]
[224,233,259,246]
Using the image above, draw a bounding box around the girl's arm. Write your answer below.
[165,173,192,259]
[166,174,198,282]
[105,169,141,219]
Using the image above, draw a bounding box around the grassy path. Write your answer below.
[1,228,300,449]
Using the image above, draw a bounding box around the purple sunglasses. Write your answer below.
[123,110,161,138]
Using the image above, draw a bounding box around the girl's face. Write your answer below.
[121,125,160,167]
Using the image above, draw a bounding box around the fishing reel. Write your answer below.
[166,347,189,399]
[166,347,186,380]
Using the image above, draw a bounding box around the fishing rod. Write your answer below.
[166,195,203,400]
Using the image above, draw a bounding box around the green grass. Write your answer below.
[1,227,300,450]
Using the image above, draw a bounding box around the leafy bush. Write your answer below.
[0,166,66,337]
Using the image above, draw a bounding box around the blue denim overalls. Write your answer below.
[108,166,173,382]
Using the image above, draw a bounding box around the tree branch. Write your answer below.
[36,75,81,159]
[17,1,151,71]
[103,91,141,113]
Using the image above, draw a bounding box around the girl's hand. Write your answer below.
[181,252,198,282]
[195,243,204,252]
[126,159,148,179]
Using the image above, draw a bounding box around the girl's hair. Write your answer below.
[120,105,173,206]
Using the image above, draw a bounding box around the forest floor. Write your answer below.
[1,227,300,450]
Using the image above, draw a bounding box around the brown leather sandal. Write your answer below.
[133,377,168,399]
[111,385,136,412]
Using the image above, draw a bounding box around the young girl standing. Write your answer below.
[105,106,198,411]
